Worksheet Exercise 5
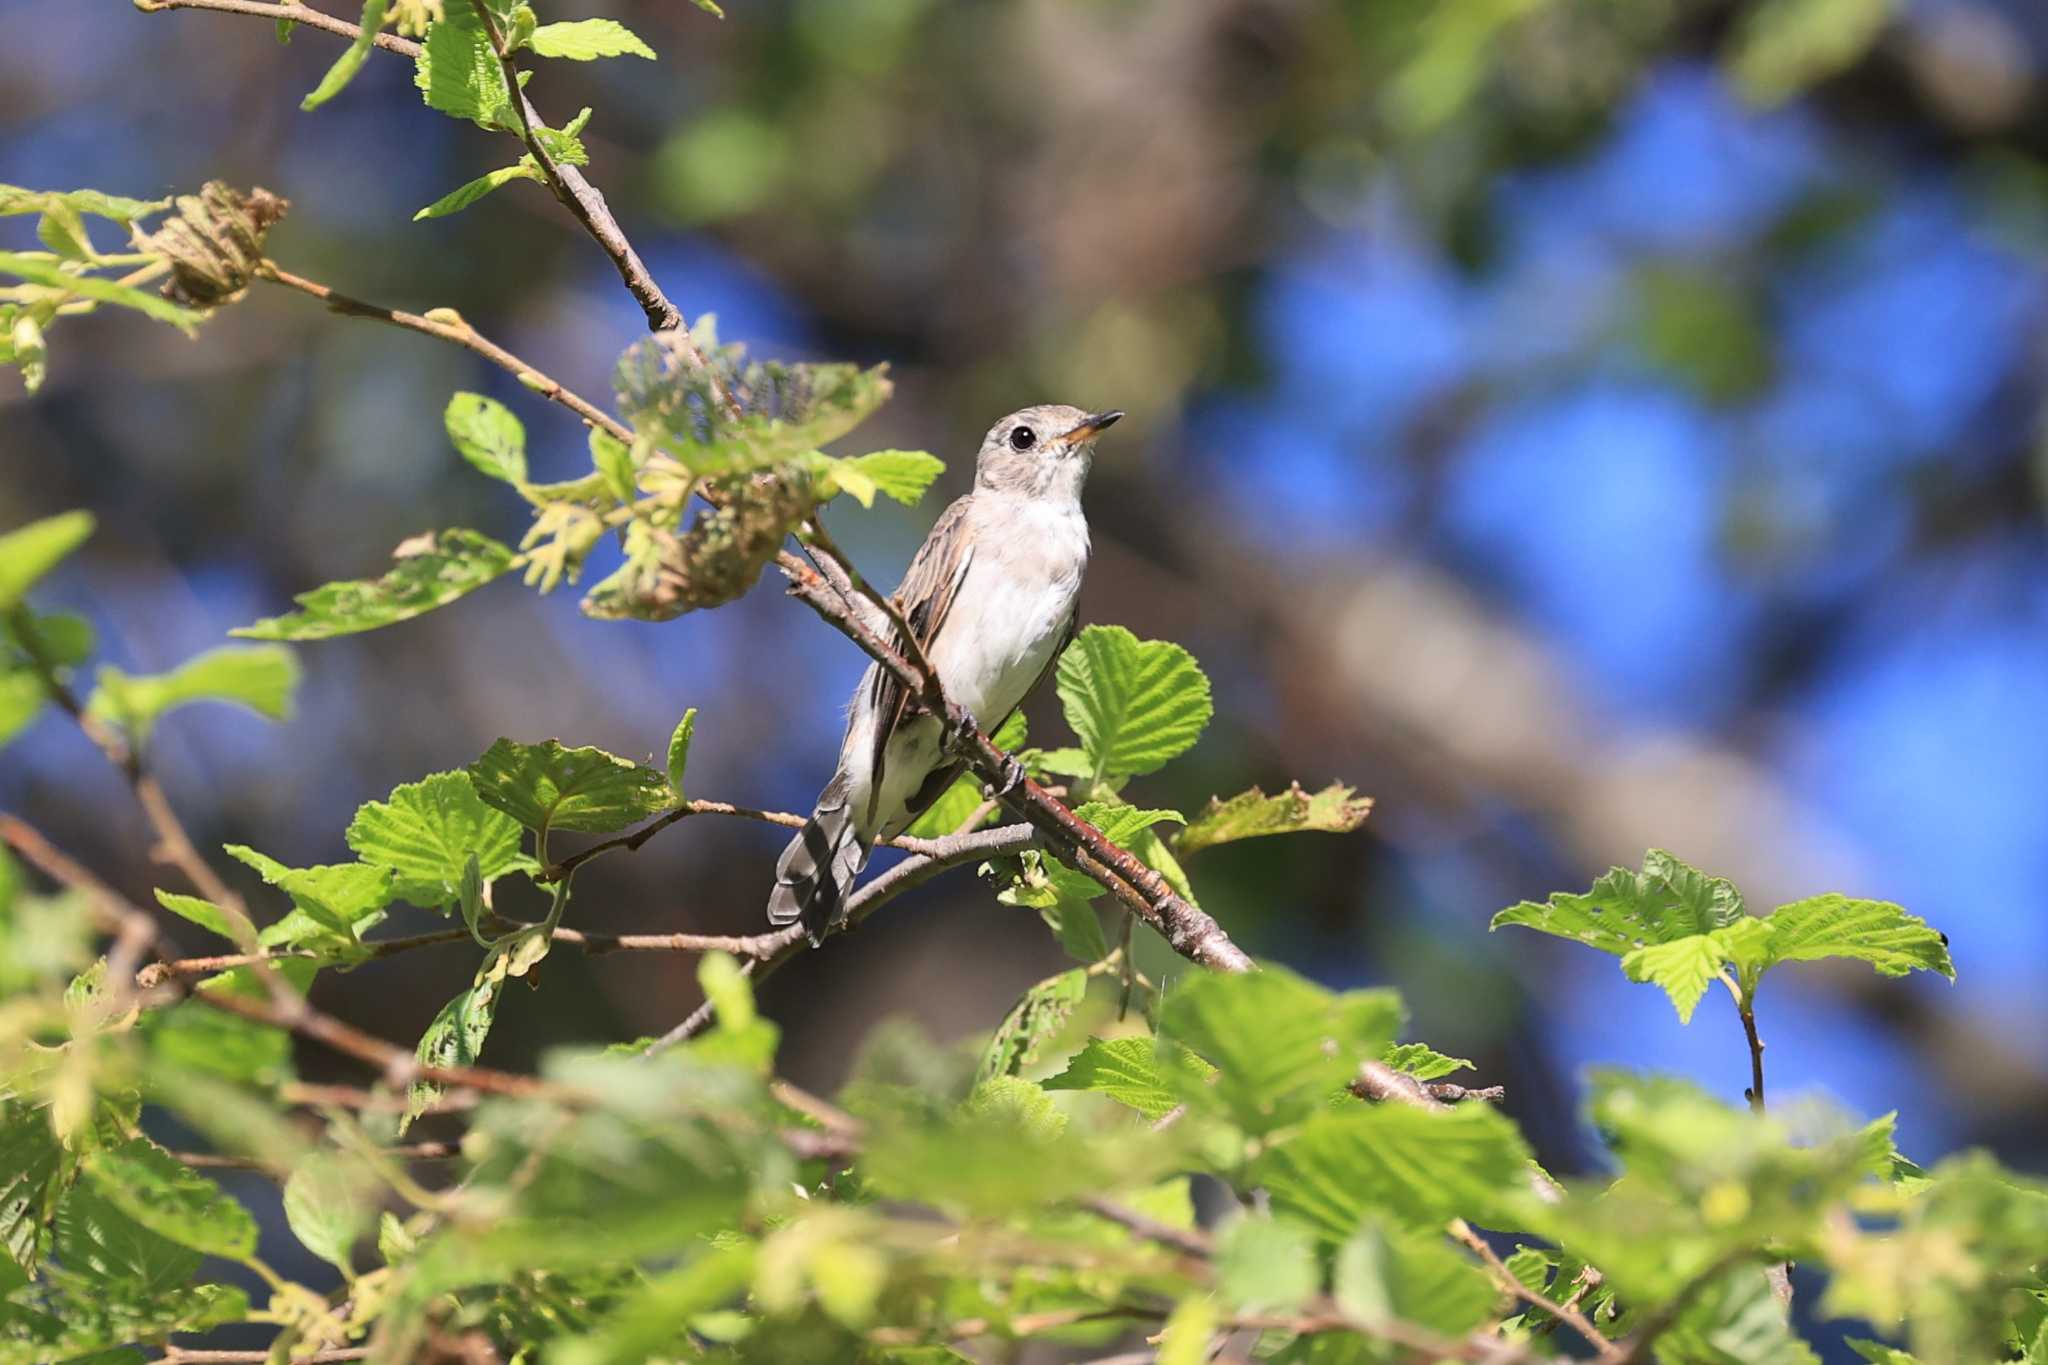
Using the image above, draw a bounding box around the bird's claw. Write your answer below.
[992,754,1028,797]
[941,702,980,753]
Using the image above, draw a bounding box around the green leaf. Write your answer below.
[1491,849,1745,957]
[301,0,389,109]
[86,644,299,744]
[413,162,543,220]
[1726,0,1891,105]
[1621,934,1733,1024]
[283,1151,373,1274]
[0,511,94,612]
[466,738,676,836]
[444,391,528,483]
[1055,625,1212,781]
[976,969,1087,1084]
[0,1102,67,1283]
[83,1138,257,1259]
[1042,1036,1212,1121]
[152,889,234,942]
[1157,1297,1219,1365]
[147,982,293,1086]
[1215,1213,1318,1312]
[1333,1220,1496,1337]
[589,427,638,502]
[1158,966,1404,1135]
[529,18,655,59]
[1657,1266,1822,1365]
[1072,801,1184,847]
[52,1180,199,1295]
[0,670,42,749]
[1381,1042,1474,1082]
[666,709,696,799]
[345,770,527,906]
[826,450,945,507]
[405,981,497,1129]
[414,0,513,128]
[1255,1104,1535,1239]
[1846,1340,1919,1365]
[1751,894,1953,981]
[457,851,486,944]
[689,0,725,15]
[233,527,515,640]
[6,609,94,666]
[0,186,170,222]
[0,252,200,332]
[1176,782,1374,856]
[225,845,399,934]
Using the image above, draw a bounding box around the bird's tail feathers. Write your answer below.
[766,773,870,945]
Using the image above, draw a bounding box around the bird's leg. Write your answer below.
[984,752,1029,798]
[940,700,981,755]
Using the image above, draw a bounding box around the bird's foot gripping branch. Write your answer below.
[3,0,2042,1360]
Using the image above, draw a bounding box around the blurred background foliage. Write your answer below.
[4,0,2048,1349]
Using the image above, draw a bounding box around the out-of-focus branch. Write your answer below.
[1451,1220,1614,1354]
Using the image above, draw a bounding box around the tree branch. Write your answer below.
[777,555,1255,974]
[136,0,420,56]
[1450,1220,1614,1354]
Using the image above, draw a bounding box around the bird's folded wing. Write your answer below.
[863,495,977,813]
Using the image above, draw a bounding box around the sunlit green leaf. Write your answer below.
[1177,782,1373,856]
[0,252,200,332]
[301,0,389,110]
[345,770,527,906]
[467,738,676,836]
[529,18,655,60]
[83,1138,257,1259]
[1056,625,1212,781]
[444,391,528,483]
[86,644,299,744]
[0,511,94,613]
[232,528,515,640]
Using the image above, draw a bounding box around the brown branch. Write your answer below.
[777,555,1254,974]
[1450,1220,1614,1354]
[468,0,684,336]
[136,0,419,56]
[156,1349,370,1365]
[170,1141,458,1170]
[258,265,635,445]
[647,821,1044,1050]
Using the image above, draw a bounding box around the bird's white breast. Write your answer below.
[930,492,1090,725]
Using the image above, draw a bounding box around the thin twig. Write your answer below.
[647,822,1043,1050]
[1450,1220,1613,1354]
[136,0,419,56]
[156,1349,370,1365]
[1601,1249,1758,1365]
[170,1141,458,1170]
[259,265,635,445]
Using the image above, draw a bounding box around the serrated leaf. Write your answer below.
[666,709,695,799]
[414,162,542,220]
[1177,782,1374,856]
[225,845,399,934]
[1215,1214,1318,1312]
[0,511,94,612]
[301,0,388,109]
[1491,848,1745,957]
[829,450,944,506]
[466,738,676,836]
[52,1180,198,1295]
[0,1101,67,1282]
[590,427,638,502]
[1753,894,1953,980]
[414,0,512,128]
[152,889,234,942]
[529,18,655,59]
[1333,1219,1496,1336]
[1381,1041,1474,1082]
[0,252,200,332]
[83,1138,257,1259]
[1622,934,1732,1024]
[444,391,528,483]
[233,527,515,640]
[1253,1103,1534,1239]
[1042,1036,1213,1120]
[976,970,1087,1084]
[1072,801,1184,847]
[284,1151,373,1274]
[1056,625,1212,781]
[346,770,527,906]
[1158,966,1404,1135]
[85,644,299,744]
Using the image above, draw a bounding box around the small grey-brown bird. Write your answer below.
[767,404,1122,943]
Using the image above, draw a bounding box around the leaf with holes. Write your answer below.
[233,528,515,640]
[1176,782,1373,856]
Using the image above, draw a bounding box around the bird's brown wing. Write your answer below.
[862,495,977,817]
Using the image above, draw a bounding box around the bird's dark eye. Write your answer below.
[1008,425,1036,451]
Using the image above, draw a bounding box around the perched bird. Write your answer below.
[768,404,1122,943]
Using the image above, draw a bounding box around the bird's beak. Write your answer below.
[1062,410,1124,443]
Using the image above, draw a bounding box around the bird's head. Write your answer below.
[973,404,1123,501]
